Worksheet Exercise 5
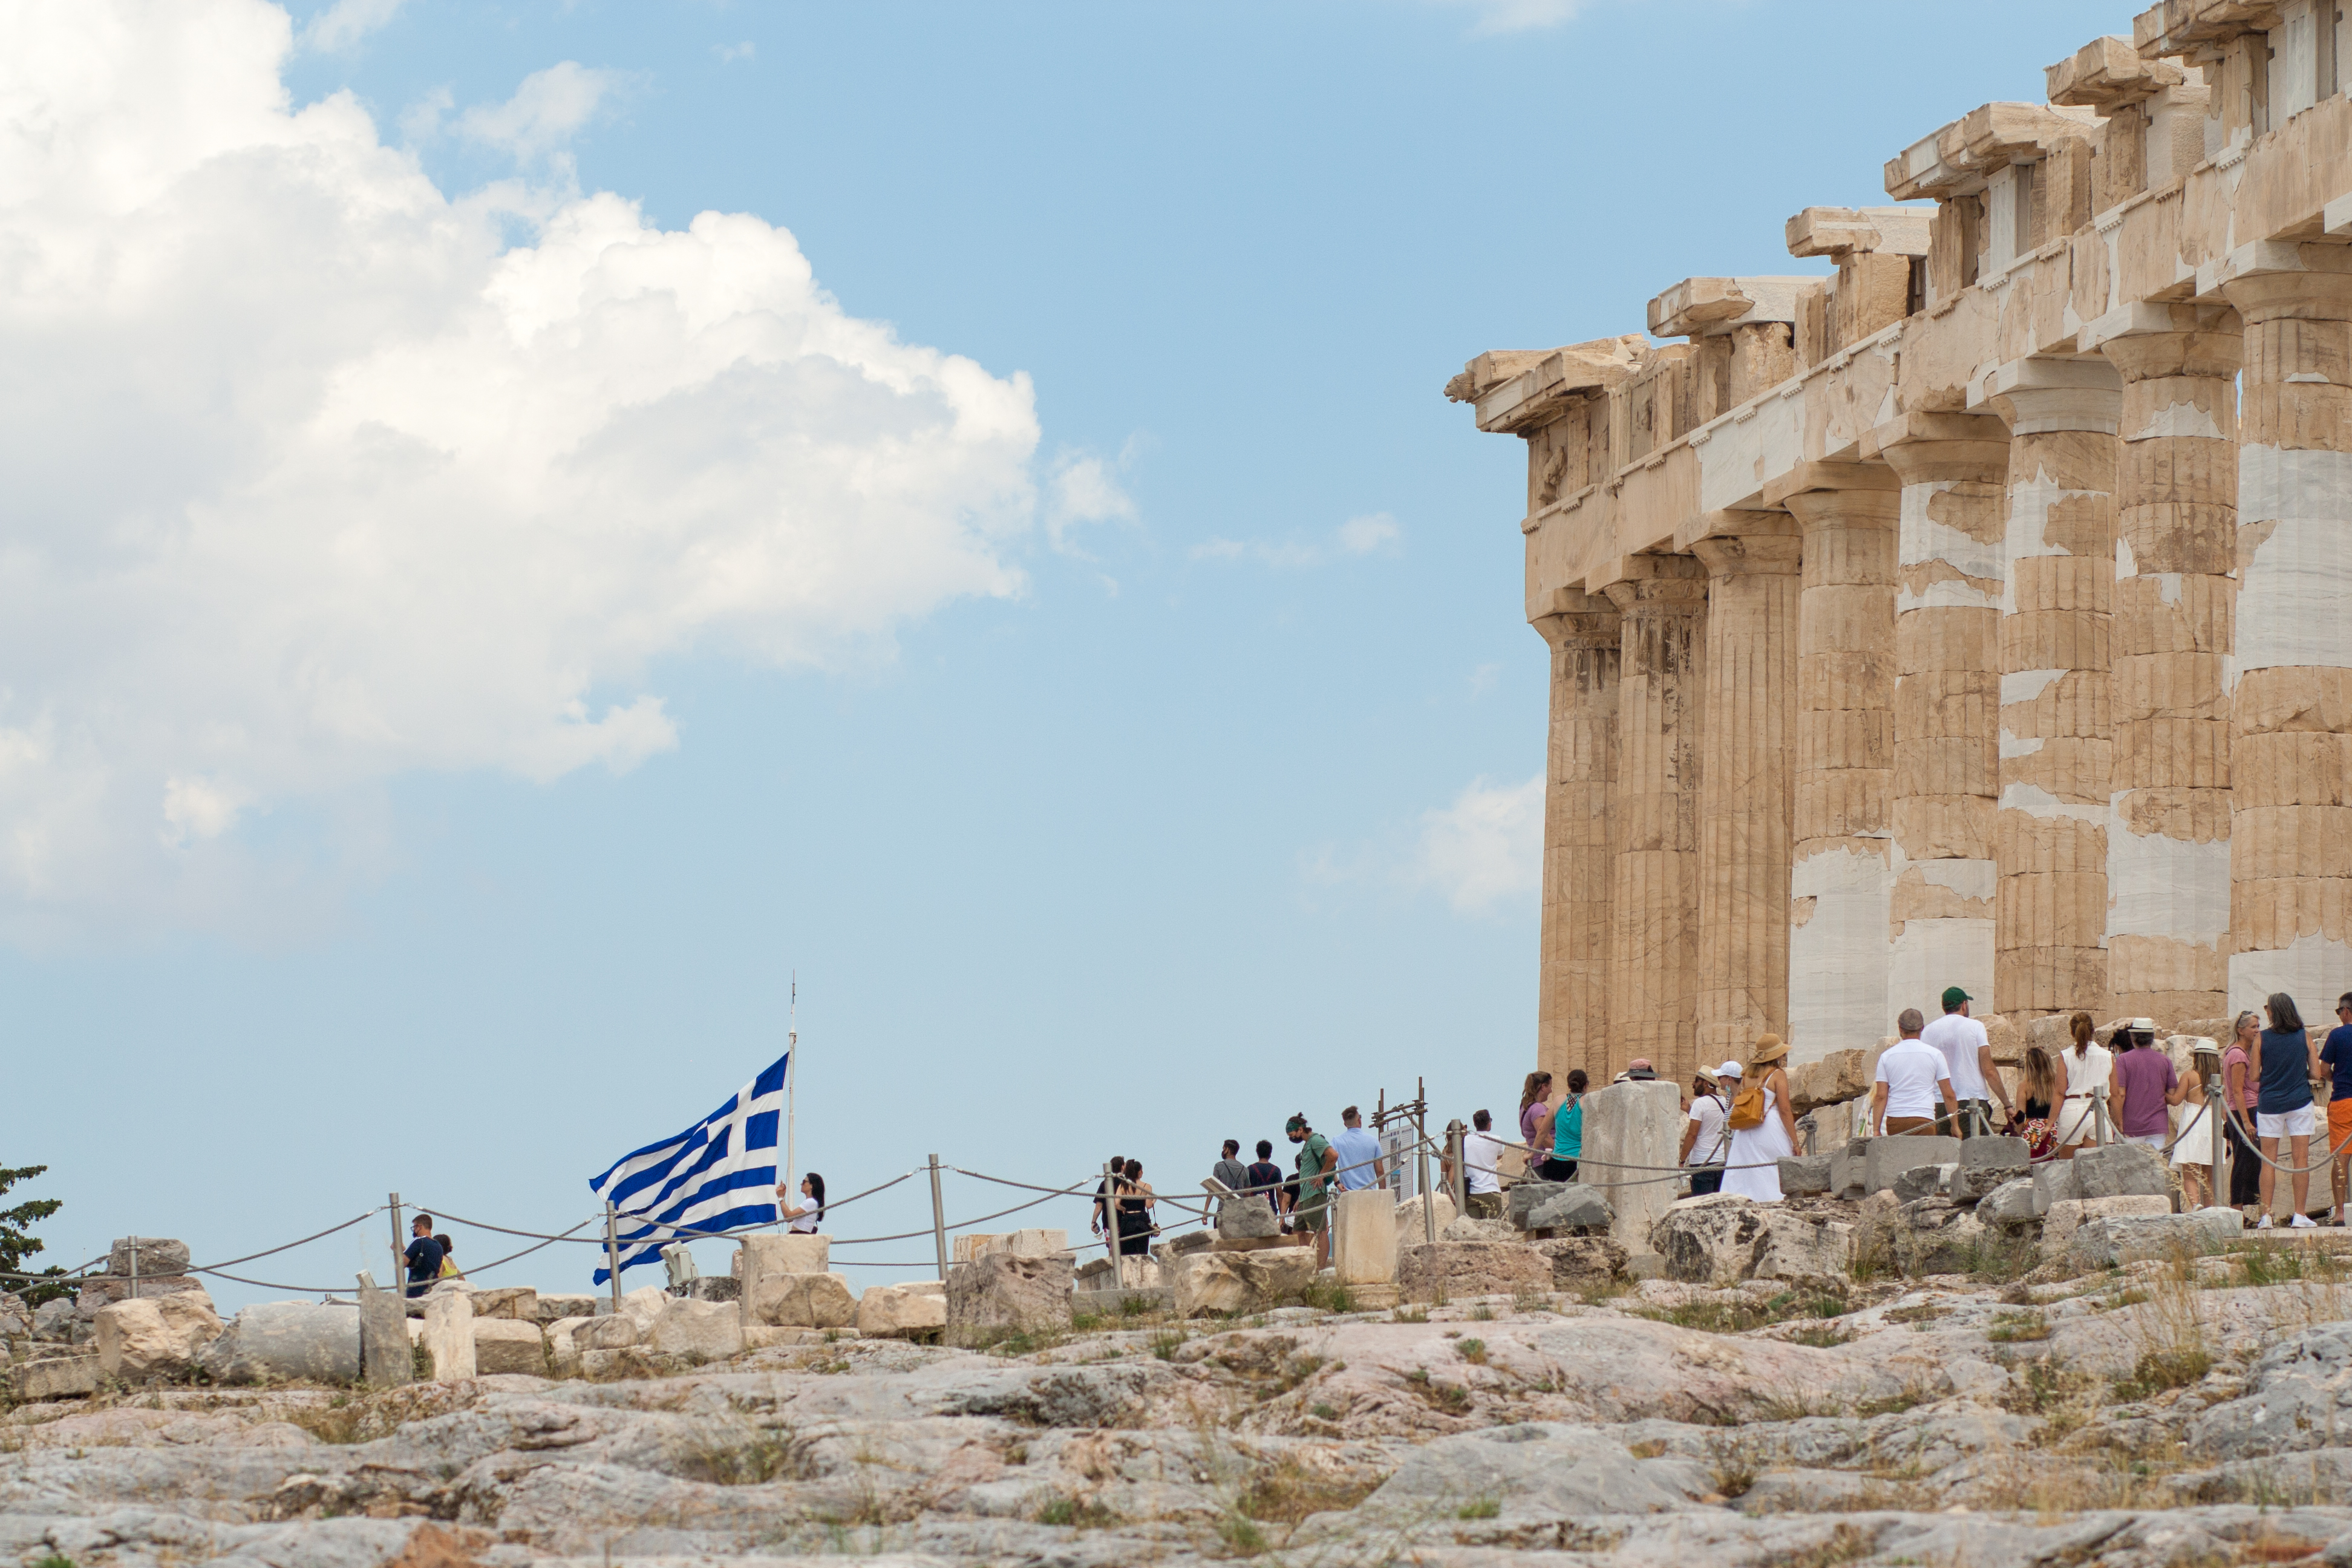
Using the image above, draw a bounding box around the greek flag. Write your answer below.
[588,1051,788,1284]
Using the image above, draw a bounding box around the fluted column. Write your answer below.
[1782,479,1899,1063]
[1601,557,1708,1082]
[2221,258,2352,1008]
[1691,526,1801,1079]
[2087,302,2239,1024]
[1976,359,2121,1020]
[1533,595,1620,1086]
[1872,413,2010,1022]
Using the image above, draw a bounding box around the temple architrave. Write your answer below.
[1452,8,2352,1092]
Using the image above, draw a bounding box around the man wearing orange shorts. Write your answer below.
[2325,995,2352,1226]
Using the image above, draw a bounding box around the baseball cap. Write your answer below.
[1715,1060,1744,1079]
[1941,986,1971,1010]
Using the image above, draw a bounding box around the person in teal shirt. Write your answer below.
[1286,1114,1337,1269]
[1540,1069,1586,1181]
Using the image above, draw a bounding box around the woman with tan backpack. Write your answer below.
[1719,1034,1797,1201]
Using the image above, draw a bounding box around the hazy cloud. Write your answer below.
[456,62,624,160]
[1414,775,1543,915]
[1420,0,1586,33]
[1192,512,1401,568]
[300,0,406,51]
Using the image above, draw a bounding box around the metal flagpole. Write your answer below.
[783,974,798,1223]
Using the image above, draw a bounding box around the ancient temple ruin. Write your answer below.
[1451,7,2352,1090]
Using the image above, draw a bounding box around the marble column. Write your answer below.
[1691,525,1802,1080]
[1872,413,2010,1022]
[2086,302,2239,1024]
[1532,595,1620,1086]
[1601,557,1708,1082]
[1976,359,2121,1021]
[1780,479,1900,1064]
[2221,257,2352,1011]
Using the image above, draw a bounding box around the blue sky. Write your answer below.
[2,0,2125,1302]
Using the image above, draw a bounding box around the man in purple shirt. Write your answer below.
[2112,1019,2177,1152]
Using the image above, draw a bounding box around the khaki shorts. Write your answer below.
[1293,1195,1328,1232]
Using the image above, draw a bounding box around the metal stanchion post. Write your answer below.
[2200,1043,2225,1208]
[928,1154,949,1284]
[603,1203,623,1313]
[388,1194,405,1304]
[1414,1077,1435,1247]
[126,1237,139,1302]
[1445,1119,1466,1220]
[2094,1086,2111,1146]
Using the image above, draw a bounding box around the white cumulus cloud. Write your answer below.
[0,0,1045,939]
[299,0,407,52]
[1414,776,1543,915]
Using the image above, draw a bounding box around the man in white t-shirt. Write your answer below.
[1445,1109,1509,1220]
[1872,1008,1959,1137]
[1919,985,2012,1138]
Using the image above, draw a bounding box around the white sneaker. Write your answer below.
[2292,1213,2319,1229]
[2258,1215,2275,1230]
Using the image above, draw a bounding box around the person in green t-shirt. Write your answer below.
[1286,1113,1338,1269]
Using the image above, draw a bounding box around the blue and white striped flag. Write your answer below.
[588,1051,788,1284]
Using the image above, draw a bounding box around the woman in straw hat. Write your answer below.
[1720,1033,1797,1202]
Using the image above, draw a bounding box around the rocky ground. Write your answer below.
[15,1233,2352,1567]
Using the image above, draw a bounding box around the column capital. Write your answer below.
[1968,356,2121,435]
[1691,533,1802,577]
[2203,241,2352,323]
[1599,555,1708,615]
[1781,484,1899,533]
[1864,410,2008,485]
[1532,589,1621,650]
[1760,459,1900,510]
[2080,301,2243,382]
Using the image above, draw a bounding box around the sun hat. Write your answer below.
[1750,1033,1789,1065]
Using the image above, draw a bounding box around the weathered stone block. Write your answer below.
[646,1298,744,1359]
[2068,1208,2245,1267]
[2033,1158,2078,1213]
[545,1316,590,1374]
[1579,1080,1687,1250]
[2042,1194,2172,1253]
[1650,1195,1851,1286]
[575,1313,639,1350]
[535,1293,601,1325]
[108,1238,191,1278]
[1523,1184,1613,1233]
[2073,1142,2171,1200]
[1893,1163,1954,1204]
[1866,1134,1961,1195]
[419,1292,475,1381]
[94,1289,221,1382]
[739,1235,829,1327]
[358,1279,410,1388]
[856,1282,948,1339]
[1394,1192,1456,1244]
[1778,1154,1834,1195]
[1217,1195,1279,1240]
[1948,1135,2031,1201]
[202,1303,365,1385]
[686,1275,741,1304]
[1892,1200,1991,1276]
[14,1354,99,1399]
[1170,1249,1316,1318]
[1828,1142,1867,1200]
[1163,1230,1215,1258]
[1332,1188,1399,1285]
[471,1319,547,1375]
[753,1273,857,1330]
[1441,1215,1515,1243]
[1506,1181,1567,1228]
[1534,1236,1630,1287]
[947,1253,1073,1336]
[1977,1178,2039,1225]
[1397,1241,1550,1303]
[469,1287,537,1321]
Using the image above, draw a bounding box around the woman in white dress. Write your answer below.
[2054,1011,2112,1154]
[1722,1034,1798,1201]
[2167,1051,2216,1209]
